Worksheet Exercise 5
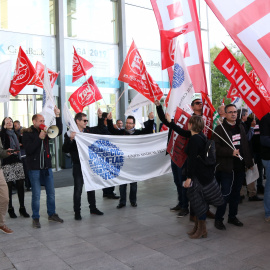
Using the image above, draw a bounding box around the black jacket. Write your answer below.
[62,118,108,165]
[107,119,154,135]
[212,118,253,173]
[22,117,62,170]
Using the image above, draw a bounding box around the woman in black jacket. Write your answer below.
[165,113,215,239]
[0,117,29,218]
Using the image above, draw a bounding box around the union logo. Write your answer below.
[172,63,185,88]
[128,48,146,76]
[88,140,124,180]
[73,55,82,75]
[13,57,31,85]
[77,84,95,106]
[169,39,176,62]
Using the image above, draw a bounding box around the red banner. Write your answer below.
[28,73,43,88]
[167,107,191,168]
[205,0,270,95]
[9,47,37,96]
[214,47,270,120]
[72,46,93,83]
[118,41,163,102]
[35,61,59,88]
[201,93,215,139]
[150,0,208,94]
[68,76,102,113]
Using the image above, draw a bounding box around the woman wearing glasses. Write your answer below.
[0,117,29,218]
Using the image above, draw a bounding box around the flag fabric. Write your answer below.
[205,0,270,93]
[201,93,215,139]
[125,93,152,117]
[167,107,191,168]
[212,111,220,130]
[69,76,102,113]
[42,66,56,127]
[214,47,270,120]
[150,0,208,94]
[166,42,195,118]
[0,60,12,103]
[160,124,168,132]
[63,103,80,135]
[9,46,37,96]
[74,131,171,191]
[72,46,93,83]
[159,27,188,70]
[118,41,163,103]
[28,73,43,88]
[36,61,59,88]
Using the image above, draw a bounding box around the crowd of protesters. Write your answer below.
[0,97,268,240]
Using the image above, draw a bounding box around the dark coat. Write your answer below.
[212,118,253,173]
[22,117,62,170]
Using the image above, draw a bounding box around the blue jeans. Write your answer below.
[262,160,270,218]
[171,160,188,209]
[119,183,137,205]
[28,169,55,219]
[215,171,245,221]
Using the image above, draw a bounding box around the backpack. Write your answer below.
[197,135,216,166]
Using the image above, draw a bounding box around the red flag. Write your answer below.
[150,0,208,94]
[205,0,270,95]
[36,61,59,88]
[9,47,37,96]
[160,124,168,132]
[28,73,43,88]
[167,107,191,167]
[164,88,171,107]
[201,92,215,139]
[72,47,93,83]
[118,41,163,102]
[68,76,102,113]
[214,47,270,120]
[160,27,187,70]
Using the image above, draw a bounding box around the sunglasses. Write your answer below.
[82,119,88,123]
[194,101,202,105]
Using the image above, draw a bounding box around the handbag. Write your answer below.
[202,177,224,207]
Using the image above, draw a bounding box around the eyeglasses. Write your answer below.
[227,111,237,114]
[125,122,134,125]
[82,119,88,123]
[194,102,202,105]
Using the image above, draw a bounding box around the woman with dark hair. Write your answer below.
[165,114,222,239]
[0,117,29,218]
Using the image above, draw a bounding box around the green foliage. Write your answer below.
[210,45,252,109]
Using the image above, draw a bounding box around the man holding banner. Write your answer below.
[106,113,154,209]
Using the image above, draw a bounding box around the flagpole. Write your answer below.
[114,87,127,109]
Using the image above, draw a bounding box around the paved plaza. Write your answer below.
[0,171,269,270]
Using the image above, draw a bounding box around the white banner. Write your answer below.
[167,42,195,117]
[63,103,80,135]
[75,131,171,191]
[0,60,12,103]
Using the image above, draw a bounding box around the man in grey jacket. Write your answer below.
[0,140,13,234]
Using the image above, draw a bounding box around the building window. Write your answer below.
[0,0,55,35]
[65,0,117,44]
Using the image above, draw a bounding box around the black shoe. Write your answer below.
[74,212,82,220]
[177,208,189,218]
[90,208,104,215]
[106,194,120,199]
[131,203,137,207]
[257,186,264,194]
[215,220,226,230]
[248,195,263,201]
[19,207,30,218]
[48,213,64,223]
[32,218,41,228]
[8,207,17,218]
[228,217,243,227]
[170,205,181,212]
[116,203,126,209]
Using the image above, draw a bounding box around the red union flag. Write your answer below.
[9,47,37,96]
[205,0,270,95]
[150,0,208,94]
[68,76,102,113]
[214,47,270,120]
[28,73,43,88]
[201,92,215,139]
[36,61,59,88]
[167,107,191,168]
[72,46,93,83]
[118,41,163,102]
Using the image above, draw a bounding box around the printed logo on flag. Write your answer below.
[172,64,185,88]
[169,39,176,62]
[73,55,82,76]
[77,84,95,107]
[13,59,31,85]
[128,48,146,76]
[88,140,124,180]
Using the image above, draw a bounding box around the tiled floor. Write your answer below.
[0,173,268,270]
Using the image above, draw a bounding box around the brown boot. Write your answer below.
[187,217,198,236]
[189,220,207,239]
